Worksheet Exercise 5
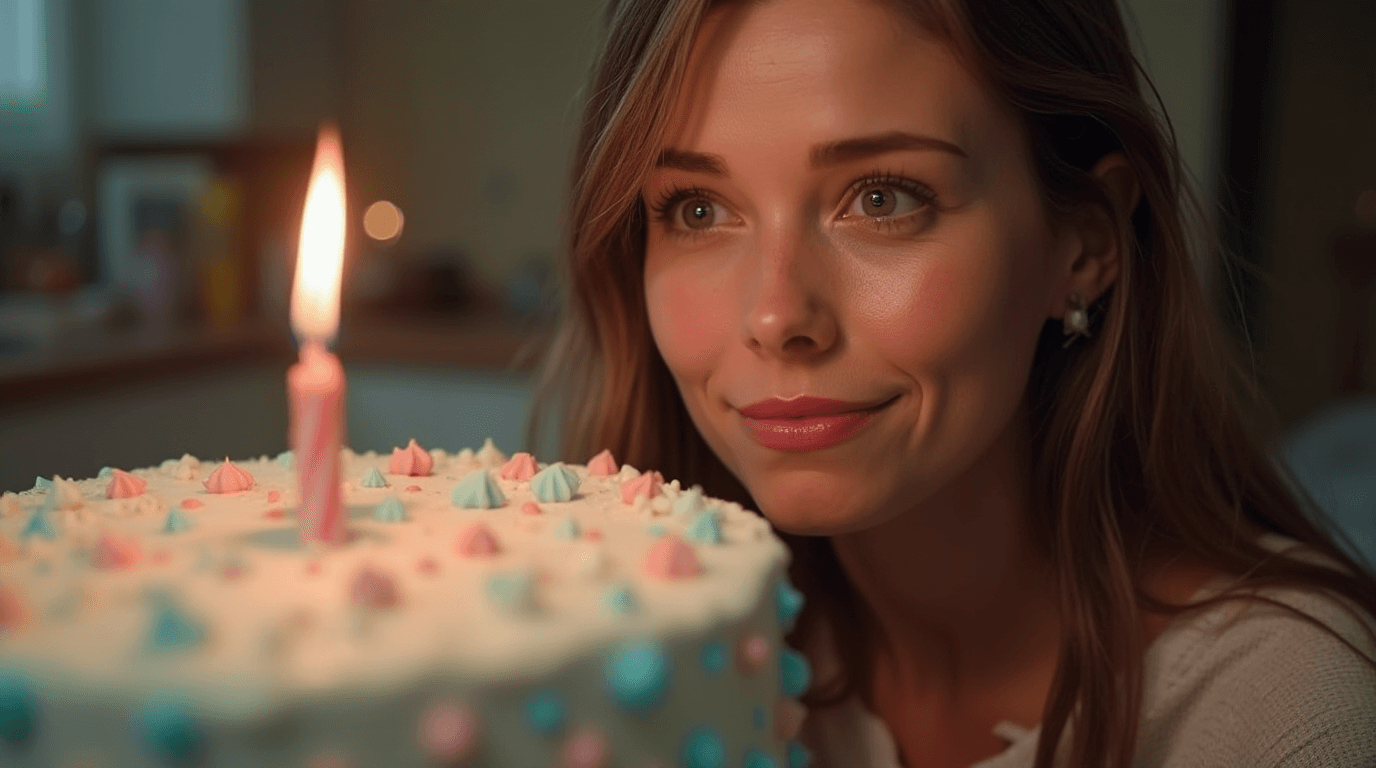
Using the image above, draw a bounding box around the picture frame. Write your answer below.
[95,153,215,293]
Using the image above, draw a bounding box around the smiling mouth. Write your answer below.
[739,396,897,452]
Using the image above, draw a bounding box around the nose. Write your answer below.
[742,230,839,360]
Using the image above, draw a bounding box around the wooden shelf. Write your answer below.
[0,316,551,405]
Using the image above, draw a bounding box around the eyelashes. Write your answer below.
[648,183,709,223]
[647,172,938,237]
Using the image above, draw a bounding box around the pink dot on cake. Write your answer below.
[642,534,702,579]
[90,532,140,570]
[586,449,618,477]
[105,469,146,499]
[620,471,664,503]
[561,728,610,768]
[389,438,434,477]
[420,701,479,761]
[455,522,501,557]
[501,452,539,481]
[203,460,254,494]
[350,566,400,609]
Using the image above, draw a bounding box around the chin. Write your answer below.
[739,464,889,537]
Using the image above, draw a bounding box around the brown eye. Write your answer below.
[847,182,930,220]
[679,198,717,230]
[861,187,896,217]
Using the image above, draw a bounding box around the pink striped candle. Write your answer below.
[289,341,347,544]
[289,125,349,546]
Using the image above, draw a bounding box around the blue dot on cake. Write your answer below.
[136,699,204,760]
[606,639,671,712]
[0,673,36,746]
[744,747,780,768]
[778,648,812,698]
[699,640,727,675]
[532,463,581,503]
[601,582,639,616]
[680,726,726,768]
[776,579,805,631]
[451,470,506,509]
[523,690,567,735]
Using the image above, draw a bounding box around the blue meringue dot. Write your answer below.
[601,582,639,616]
[680,726,725,768]
[699,641,727,676]
[751,704,767,732]
[523,690,566,735]
[744,748,780,768]
[778,648,811,698]
[606,640,671,712]
[776,579,805,631]
[787,740,812,768]
[0,673,36,746]
[147,603,207,653]
[136,700,204,760]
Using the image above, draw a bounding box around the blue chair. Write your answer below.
[1279,396,1376,568]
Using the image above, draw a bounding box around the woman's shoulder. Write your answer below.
[1136,533,1376,767]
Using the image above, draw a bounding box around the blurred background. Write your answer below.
[0,0,1372,560]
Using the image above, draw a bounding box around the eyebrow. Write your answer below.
[654,131,967,176]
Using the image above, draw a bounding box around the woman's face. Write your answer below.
[643,0,1079,535]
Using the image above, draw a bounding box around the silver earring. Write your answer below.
[1061,294,1091,349]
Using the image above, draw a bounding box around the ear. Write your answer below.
[1049,150,1141,318]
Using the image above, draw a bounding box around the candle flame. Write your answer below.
[291,124,347,343]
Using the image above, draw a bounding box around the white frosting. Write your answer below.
[0,446,797,767]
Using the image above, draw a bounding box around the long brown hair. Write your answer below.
[534,1,1376,766]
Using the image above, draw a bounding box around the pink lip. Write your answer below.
[738,396,894,451]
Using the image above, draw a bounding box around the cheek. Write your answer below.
[644,256,736,386]
[850,249,1018,367]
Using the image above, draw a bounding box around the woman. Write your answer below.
[537,0,1376,765]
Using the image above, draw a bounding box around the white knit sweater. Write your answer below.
[802,534,1376,767]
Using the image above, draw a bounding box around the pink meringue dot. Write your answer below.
[420,702,478,760]
[521,501,542,515]
[264,508,285,519]
[179,498,203,510]
[561,729,609,768]
[267,490,281,503]
[774,698,807,741]
[738,633,771,673]
[585,529,603,541]
[406,485,422,493]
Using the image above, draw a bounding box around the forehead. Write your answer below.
[665,0,1014,165]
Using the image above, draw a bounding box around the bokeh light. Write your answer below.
[363,200,405,242]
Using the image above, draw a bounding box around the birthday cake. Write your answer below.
[0,440,809,768]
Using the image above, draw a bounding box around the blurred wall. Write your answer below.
[0,0,79,205]
[1124,0,1226,292]
[1255,0,1376,428]
[90,0,248,139]
[339,0,605,288]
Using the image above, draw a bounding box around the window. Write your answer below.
[0,0,45,103]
